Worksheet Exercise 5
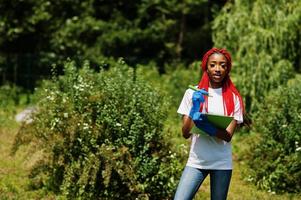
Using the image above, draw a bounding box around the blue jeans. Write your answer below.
[173,166,232,200]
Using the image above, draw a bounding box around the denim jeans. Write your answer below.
[173,166,232,200]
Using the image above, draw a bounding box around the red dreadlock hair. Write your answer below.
[198,48,244,116]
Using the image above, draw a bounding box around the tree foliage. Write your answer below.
[212,0,300,113]
[0,0,222,88]
[13,60,181,199]
[212,0,301,194]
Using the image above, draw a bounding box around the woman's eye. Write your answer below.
[210,64,215,67]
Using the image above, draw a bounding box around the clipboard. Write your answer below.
[191,114,233,135]
[187,85,234,135]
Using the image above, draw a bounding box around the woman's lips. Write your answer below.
[213,74,221,79]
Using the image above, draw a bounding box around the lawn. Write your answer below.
[0,110,55,200]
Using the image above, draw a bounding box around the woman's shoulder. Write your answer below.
[185,86,196,96]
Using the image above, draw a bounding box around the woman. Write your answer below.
[174,48,244,200]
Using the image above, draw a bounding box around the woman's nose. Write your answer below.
[215,65,221,71]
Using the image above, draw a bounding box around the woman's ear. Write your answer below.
[227,67,231,74]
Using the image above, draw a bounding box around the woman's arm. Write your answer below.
[215,119,237,142]
[182,115,194,139]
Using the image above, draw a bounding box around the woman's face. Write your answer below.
[207,53,228,88]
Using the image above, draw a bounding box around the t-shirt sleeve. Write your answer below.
[233,94,243,124]
[177,89,193,116]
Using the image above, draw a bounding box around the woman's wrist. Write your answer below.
[183,132,192,139]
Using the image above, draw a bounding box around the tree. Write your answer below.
[212,0,300,113]
[212,0,301,193]
[0,0,224,88]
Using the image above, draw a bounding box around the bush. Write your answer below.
[246,75,301,193]
[13,60,181,199]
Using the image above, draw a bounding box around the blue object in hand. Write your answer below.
[189,89,208,119]
[193,114,217,136]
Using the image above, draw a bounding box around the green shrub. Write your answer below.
[13,60,181,199]
[246,75,301,193]
[0,84,23,109]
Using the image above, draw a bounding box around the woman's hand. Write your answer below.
[189,89,208,119]
[190,112,238,142]
[215,120,237,142]
[193,114,217,136]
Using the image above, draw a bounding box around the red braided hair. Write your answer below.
[198,48,244,116]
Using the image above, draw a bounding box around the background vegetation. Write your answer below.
[1,0,301,199]
[0,0,224,88]
[213,0,300,113]
[12,60,181,199]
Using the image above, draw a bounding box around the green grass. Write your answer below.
[0,114,55,200]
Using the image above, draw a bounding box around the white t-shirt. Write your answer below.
[177,87,243,170]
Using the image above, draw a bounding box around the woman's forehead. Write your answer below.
[208,53,227,62]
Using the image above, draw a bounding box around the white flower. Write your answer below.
[83,123,89,130]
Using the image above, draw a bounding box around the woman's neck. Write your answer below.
[209,81,223,89]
